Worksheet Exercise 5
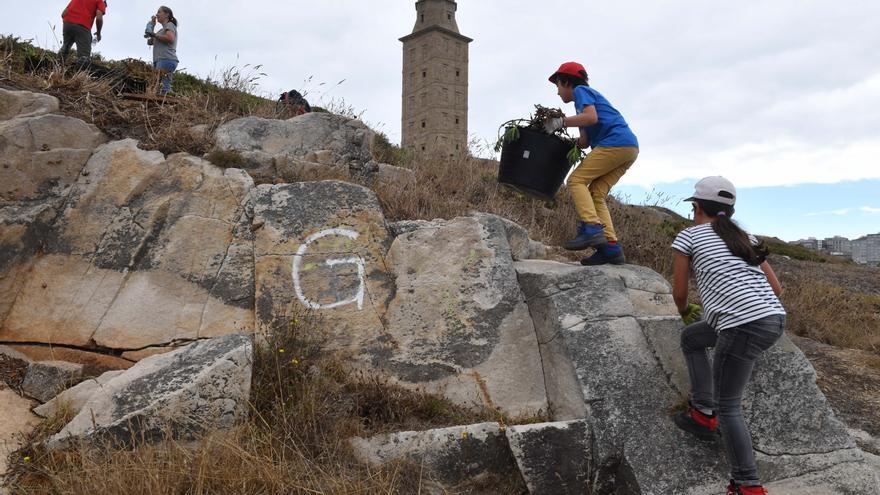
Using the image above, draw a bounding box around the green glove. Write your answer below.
[680,303,702,325]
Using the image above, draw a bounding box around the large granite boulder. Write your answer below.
[1,139,256,350]
[47,333,253,448]
[382,214,547,415]
[515,260,879,494]
[351,419,593,494]
[0,106,106,325]
[1,344,132,376]
[20,360,84,403]
[34,369,126,418]
[0,202,58,324]
[0,88,60,120]
[505,420,591,494]
[0,113,106,202]
[214,113,374,167]
[252,185,546,416]
[350,422,520,486]
[251,180,393,350]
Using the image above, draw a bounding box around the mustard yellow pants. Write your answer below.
[568,146,638,242]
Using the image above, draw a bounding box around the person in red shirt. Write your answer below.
[60,0,107,60]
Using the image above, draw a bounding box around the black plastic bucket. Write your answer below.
[498,127,574,200]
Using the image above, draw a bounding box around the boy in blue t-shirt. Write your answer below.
[545,62,639,265]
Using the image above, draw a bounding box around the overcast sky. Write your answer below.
[3,1,879,240]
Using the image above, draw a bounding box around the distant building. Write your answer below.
[852,234,880,266]
[792,237,821,251]
[822,236,852,256]
[400,0,472,157]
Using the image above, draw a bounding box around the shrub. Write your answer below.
[205,149,246,168]
[372,132,408,166]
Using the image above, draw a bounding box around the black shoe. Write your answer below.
[564,222,607,250]
[581,243,625,265]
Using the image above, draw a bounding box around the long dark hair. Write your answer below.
[159,6,178,26]
[695,199,769,266]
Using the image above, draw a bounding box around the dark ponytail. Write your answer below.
[159,6,178,26]
[695,199,769,266]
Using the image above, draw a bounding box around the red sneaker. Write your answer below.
[674,402,718,441]
[740,486,768,495]
[727,480,768,494]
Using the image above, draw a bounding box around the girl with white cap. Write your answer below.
[670,176,786,495]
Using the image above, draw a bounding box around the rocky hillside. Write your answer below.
[2,85,879,494]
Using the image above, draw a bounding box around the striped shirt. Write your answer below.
[672,223,785,331]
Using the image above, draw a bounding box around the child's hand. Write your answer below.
[543,117,564,134]
[679,303,702,325]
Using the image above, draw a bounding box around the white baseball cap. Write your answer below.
[685,176,736,206]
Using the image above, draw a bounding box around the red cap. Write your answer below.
[549,62,587,83]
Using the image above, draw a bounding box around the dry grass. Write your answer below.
[771,256,880,355]
[375,152,688,271]
[0,36,291,157]
[781,276,880,354]
[5,313,529,494]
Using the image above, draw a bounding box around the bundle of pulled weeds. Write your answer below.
[494,105,584,165]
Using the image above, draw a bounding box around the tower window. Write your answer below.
[456,70,460,77]
[447,13,452,20]
[421,121,426,128]
[420,14,424,23]
[455,117,459,125]
[422,71,427,78]
[421,145,426,151]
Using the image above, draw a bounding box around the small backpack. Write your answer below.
[279,90,311,115]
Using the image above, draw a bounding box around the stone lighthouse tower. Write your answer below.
[400,0,472,156]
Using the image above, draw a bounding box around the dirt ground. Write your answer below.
[792,335,880,443]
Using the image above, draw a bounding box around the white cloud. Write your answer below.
[803,206,880,218]
[805,208,854,217]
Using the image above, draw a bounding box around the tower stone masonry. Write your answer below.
[400,0,472,156]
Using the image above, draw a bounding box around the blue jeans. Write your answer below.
[680,314,786,486]
[153,59,178,94]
